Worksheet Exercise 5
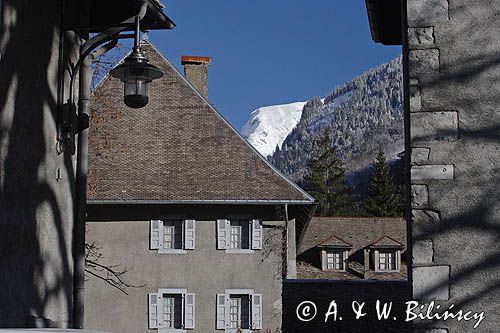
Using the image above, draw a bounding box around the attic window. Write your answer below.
[327,250,344,270]
[378,250,397,271]
[322,249,347,271]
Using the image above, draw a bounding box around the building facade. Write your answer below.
[85,40,313,332]
[367,1,500,332]
[0,0,79,327]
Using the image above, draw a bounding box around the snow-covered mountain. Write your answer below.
[241,57,404,187]
[241,101,307,157]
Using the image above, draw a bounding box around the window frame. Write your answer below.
[375,249,400,272]
[149,288,195,332]
[218,216,263,254]
[321,249,348,271]
[150,218,196,254]
[217,289,261,333]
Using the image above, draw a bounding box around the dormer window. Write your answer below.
[378,250,397,271]
[368,236,404,272]
[326,250,346,270]
[317,235,352,271]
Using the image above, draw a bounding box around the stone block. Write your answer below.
[411,185,429,207]
[411,165,454,180]
[411,111,458,142]
[409,49,440,76]
[413,239,434,264]
[408,0,449,26]
[410,85,422,111]
[408,27,435,47]
[412,209,440,237]
[413,266,450,300]
[411,147,430,163]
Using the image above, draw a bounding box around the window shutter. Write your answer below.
[251,294,263,329]
[148,293,162,329]
[150,220,164,250]
[321,250,327,270]
[184,293,195,329]
[216,293,228,329]
[184,219,196,250]
[251,219,263,250]
[217,219,229,250]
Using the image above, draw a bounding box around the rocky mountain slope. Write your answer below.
[242,56,404,186]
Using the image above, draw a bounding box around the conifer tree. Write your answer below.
[302,132,354,216]
[365,149,403,217]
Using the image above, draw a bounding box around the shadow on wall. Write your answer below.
[406,1,500,330]
[0,0,75,328]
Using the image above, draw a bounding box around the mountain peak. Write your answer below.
[241,101,307,157]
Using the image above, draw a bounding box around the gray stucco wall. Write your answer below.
[0,0,78,327]
[406,1,500,332]
[85,220,284,333]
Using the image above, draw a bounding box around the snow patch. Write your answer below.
[241,101,307,157]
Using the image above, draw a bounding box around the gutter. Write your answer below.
[86,199,315,205]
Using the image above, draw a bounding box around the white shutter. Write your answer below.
[148,293,162,329]
[251,294,263,329]
[150,220,164,250]
[251,219,263,250]
[184,293,195,329]
[216,293,229,329]
[217,219,230,250]
[184,219,196,250]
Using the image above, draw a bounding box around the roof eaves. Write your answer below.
[87,199,315,205]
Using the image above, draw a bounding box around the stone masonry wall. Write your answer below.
[407,1,500,332]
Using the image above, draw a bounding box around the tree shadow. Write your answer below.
[0,1,76,328]
[406,2,500,330]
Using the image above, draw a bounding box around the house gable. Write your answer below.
[88,40,313,204]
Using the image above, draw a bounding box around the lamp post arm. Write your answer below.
[68,1,148,107]
[72,1,148,329]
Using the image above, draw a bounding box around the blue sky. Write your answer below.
[147,1,401,129]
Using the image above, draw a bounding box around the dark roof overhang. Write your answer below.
[365,0,402,45]
[66,0,175,32]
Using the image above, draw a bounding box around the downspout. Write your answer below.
[284,204,289,278]
[72,3,148,328]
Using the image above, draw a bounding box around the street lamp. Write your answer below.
[110,16,163,108]
[110,45,163,108]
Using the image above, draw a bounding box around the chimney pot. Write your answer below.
[181,56,212,98]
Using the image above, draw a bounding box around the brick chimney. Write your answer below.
[181,56,212,98]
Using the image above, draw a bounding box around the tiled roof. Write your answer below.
[298,217,406,255]
[296,217,407,280]
[296,260,407,281]
[369,235,404,248]
[87,41,313,204]
[317,235,352,248]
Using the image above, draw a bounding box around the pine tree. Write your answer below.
[365,149,403,217]
[302,133,354,216]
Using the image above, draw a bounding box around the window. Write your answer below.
[150,219,196,253]
[217,219,262,253]
[321,249,347,271]
[326,251,344,270]
[378,250,397,271]
[149,289,195,331]
[229,219,250,249]
[217,290,262,331]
